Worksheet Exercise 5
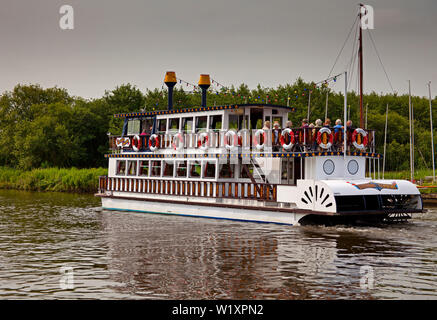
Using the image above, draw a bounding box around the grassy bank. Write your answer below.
[0,167,107,193]
[383,169,437,183]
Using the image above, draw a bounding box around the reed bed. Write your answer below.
[0,167,107,193]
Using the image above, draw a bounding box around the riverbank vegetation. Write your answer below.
[0,167,107,193]
[0,81,435,182]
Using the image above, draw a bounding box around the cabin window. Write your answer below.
[169,118,180,132]
[195,116,207,133]
[209,115,222,131]
[150,160,161,177]
[182,117,194,133]
[272,109,278,115]
[127,161,137,176]
[176,161,187,177]
[219,163,234,179]
[281,159,294,184]
[240,163,254,179]
[204,162,216,179]
[127,119,141,135]
[228,115,243,130]
[139,161,149,176]
[116,160,126,175]
[163,161,174,177]
[157,119,167,133]
[189,161,201,179]
[141,118,153,134]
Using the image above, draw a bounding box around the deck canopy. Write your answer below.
[114,104,295,119]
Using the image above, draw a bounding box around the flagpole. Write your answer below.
[344,71,348,159]
[408,80,413,182]
[325,91,329,120]
[307,90,311,120]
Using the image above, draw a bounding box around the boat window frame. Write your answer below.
[182,116,194,133]
[175,160,188,178]
[150,160,162,177]
[127,118,141,135]
[156,118,167,134]
[218,162,235,180]
[138,160,150,177]
[209,114,223,131]
[195,115,208,133]
[162,160,175,177]
[168,117,181,133]
[126,160,137,176]
[202,160,217,179]
[116,160,127,176]
[188,160,202,179]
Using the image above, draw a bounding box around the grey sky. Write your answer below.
[1,0,436,98]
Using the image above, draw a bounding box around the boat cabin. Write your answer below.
[108,103,379,188]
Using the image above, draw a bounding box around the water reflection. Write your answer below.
[0,189,436,299]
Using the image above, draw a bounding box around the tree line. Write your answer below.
[0,80,435,171]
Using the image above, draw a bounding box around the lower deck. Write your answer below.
[97,175,424,219]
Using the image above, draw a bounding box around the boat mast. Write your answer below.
[383,103,388,178]
[359,4,364,128]
[428,81,435,183]
[409,80,414,182]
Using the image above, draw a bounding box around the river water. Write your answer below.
[0,189,436,300]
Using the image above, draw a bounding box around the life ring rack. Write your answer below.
[149,134,160,152]
[280,128,295,151]
[352,128,368,150]
[317,127,334,150]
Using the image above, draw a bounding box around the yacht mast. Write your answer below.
[428,81,435,183]
[359,4,364,128]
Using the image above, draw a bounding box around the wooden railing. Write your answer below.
[99,176,277,201]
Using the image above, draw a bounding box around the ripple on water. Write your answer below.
[0,189,437,299]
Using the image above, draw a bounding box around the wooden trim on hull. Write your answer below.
[95,193,423,216]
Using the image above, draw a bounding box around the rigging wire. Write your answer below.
[367,30,396,94]
[327,13,360,78]
[347,22,360,90]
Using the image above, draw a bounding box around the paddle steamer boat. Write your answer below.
[96,71,423,225]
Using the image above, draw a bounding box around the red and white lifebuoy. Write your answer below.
[317,127,333,150]
[148,134,160,152]
[280,128,295,151]
[225,130,239,150]
[352,128,368,150]
[197,132,209,151]
[132,135,142,152]
[253,129,266,151]
[172,132,184,150]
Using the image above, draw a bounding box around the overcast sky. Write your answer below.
[0,0,436,98]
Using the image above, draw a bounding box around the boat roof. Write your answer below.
[114,104,295,119]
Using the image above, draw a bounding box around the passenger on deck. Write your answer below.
[334,119,343,133]
[346,120,355,151]
[140,128,148,151]
[315,119,323,128]
[272,122,281,152]
[333,119,344,151]
[323,118,331,128]
[262,121,271,130]
[308,123,316,150]
[285,121,293,129]
[300,119,309,151]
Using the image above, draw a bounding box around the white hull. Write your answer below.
[101,197,307,225]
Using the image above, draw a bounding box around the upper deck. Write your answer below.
[108,103,377,156]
